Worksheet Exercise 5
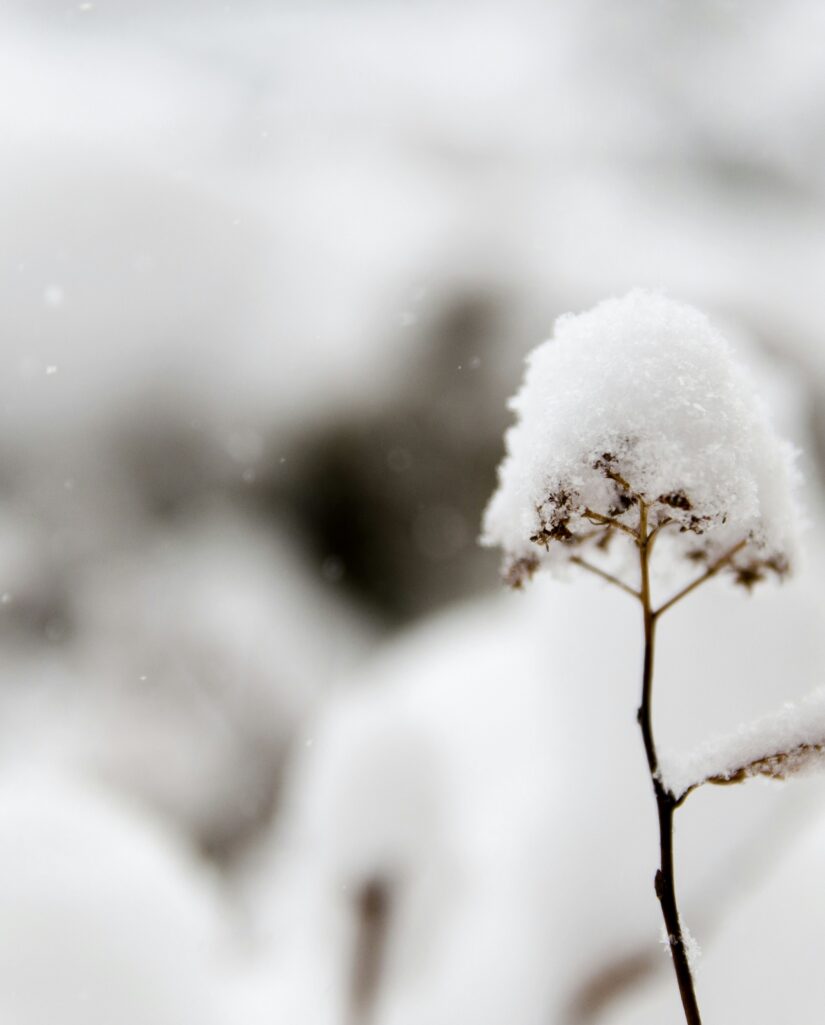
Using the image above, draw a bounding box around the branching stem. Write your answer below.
[646,516,674,552]
[569,556,642,600]
[581,508,638,539]
[655,539,748,617]
[569,499,755,1023]
[637,499,702,1025]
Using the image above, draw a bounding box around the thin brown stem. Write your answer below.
[637,500,703,1025]
[581,508,639,539]
[655,539,748,618]
[570,556,642,600]
[646,517,674,553]
[603,466,635,493]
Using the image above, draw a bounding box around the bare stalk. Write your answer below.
[569,556,641,600]
[581,508,639,538]
[637,500,702,1025]
[569,499,752,1021]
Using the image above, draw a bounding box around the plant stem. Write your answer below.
[569,556,642,600]
[655,539,748,617]
[581,508,639,539]
[637,501,703,1025]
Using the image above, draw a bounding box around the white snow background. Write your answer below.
[2,1,825,1023]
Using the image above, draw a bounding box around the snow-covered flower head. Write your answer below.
[482,290,801,588]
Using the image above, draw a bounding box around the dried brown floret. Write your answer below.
[764,554,790,579]
[658,491,693,511]
[531,500,576,548]
[685,548,708,564]
[708,742,825,788]
[731,563,765,591]
[594,452,634,494]
[530,521,574,546]
[595,527,614,552]
[608,492,637,516]
[503,555,539,589]
[679,513,710,535]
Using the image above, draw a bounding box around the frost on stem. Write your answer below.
[661,924,701,971]
[481,290,801,591]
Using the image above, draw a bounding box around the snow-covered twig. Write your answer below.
[661,688,825,803]
[482,290,802,1025]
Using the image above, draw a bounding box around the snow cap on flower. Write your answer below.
[481,290,801,588]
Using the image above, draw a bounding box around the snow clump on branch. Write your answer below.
[660,686,825,801]
[481,290,801,588]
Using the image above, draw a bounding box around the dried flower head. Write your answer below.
[481,290,801,588]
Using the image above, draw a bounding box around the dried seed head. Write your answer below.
[482,290,801,588]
